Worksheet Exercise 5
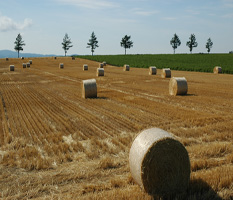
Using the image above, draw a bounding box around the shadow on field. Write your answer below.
[185,93,197,96]
[152,178,222,200]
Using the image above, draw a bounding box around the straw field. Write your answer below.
[0,57,232,199]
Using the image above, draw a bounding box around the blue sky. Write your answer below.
[0,0,233,55]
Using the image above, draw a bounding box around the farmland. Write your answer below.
[78,54,233,74]
[0,57,233,199]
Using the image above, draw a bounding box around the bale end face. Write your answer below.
[213,66,222,74]
[27,63,30,68]
[22,63,26,68]
[83,64,88,71]
[161,68,171,78]
[6,58,9,61]
[59,63,64,69]
[82,79,97,99]
[169,77,188,96]
[29,60,32,64]
[21,57,24,60]
[72,57,75,60]
[97,68,104,76]
[9,65,15,71]
[124,64,130,71]
[149,66,157,75]
[99,63,104,68]
[54,57,57,59]
[103,61,107,66]
[129,128,190,197]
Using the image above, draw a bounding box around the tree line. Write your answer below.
[14,32,213,58]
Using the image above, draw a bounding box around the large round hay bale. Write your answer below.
[97,68,104,76]
[59,63,64,69]
[149,66,157,75]
[161,68,171,78]
[169,77,188,96]
[99,63,104,68]
[6,58,9,61]
[129,128,190,197]
[21,57,24,60]
[29,60,32,64]
[54,56,57,60]
[22,63,26,68]
[82,79,97,99]
[72,56,75,60]
[123,64,130,71]
[83,64,88,71]
[9,65,14,71]
[103,61,106,66]
[213,66,222,74]
[27,63,30,68]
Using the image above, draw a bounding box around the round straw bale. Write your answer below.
[59,63,64,69]
[72,56,75,60]
[213,66,222,74]
[27,63,30,68]
[169,77,188,96]
[82,79,97,98]
[161,68,171,78]
[29,60,32,64]
[123,64,130,71]
[129,128,190,196]
[83,64,88,71]
[149,66,157,75]
[103,61,106,66]
[21,57,24,60]
[54,56,57,59]
[97,68,104,76]
[99,63,104,68]
[9,65,15,71]
[22,63,26,68]
[6,58,9,61]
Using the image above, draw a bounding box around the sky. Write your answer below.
[0,0,233,56]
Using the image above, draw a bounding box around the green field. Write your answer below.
[77,54,233,74]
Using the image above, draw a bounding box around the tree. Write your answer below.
[14,33,25,58]
[186,34,198,53]
[120,35,133,55]
[62,33,73,56]
[87,32,99,56]
[170,33,181,54]
[206,38,213,54]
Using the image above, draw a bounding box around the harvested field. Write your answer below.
[0,57,232,199]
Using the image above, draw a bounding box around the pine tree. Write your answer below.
[14,33,25,58]
[170,33,181,54]
[87,32,99,56]
[206,38,213,54]
[62,33,73,56]
[186,34,198,53]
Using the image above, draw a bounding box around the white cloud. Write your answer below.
[222,0,233,8]
[56,0,119,9]
[130,8,159,16]
[0,15,32,32]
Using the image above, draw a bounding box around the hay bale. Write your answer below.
[149,66,157,75]
[59,63,64,69]
[6,58,9,61]
[161,68,171,78]
[82,79,97,98]
[72,57,75,60]
[97,68,104,76]
[9,65,14,71]
[22,63,26,68]
[123,64,130,71]
[27,63,30,68]
[103,61,106,66]
[21,57,24,60]
[169,77,188,96]
[129,128,190,197]
[83,64,88,71]
[29,60,32,64]
[213,66,222,74]
[54,57,57,59]
[99,63,104,68]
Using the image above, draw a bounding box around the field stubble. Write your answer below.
[0,57,232,199]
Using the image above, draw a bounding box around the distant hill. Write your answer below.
[0,50,59,58]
